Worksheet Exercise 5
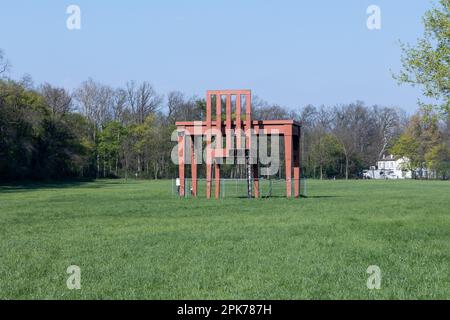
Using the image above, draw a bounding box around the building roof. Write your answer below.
[378,154,400,162]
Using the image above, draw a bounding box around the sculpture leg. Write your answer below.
[215,163,221,199]
[178,133,185,197]
[284,134,292,198]
[190,136,197,197]
[206,164,212,199]
[294,167,300,198]
[253,164,259,198]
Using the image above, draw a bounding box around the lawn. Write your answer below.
[0,179,449,299]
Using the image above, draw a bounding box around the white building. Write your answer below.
[363,154,412,179]
[377,154,412,179]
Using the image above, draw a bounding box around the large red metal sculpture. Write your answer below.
[176,90,301,199]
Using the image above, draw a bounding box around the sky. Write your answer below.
[0,0,434,113]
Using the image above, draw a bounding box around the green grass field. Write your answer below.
[0,179,449,299]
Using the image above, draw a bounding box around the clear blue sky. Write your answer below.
[0,0,434,112]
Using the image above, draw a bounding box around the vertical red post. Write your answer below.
[206,164,212,199]
[190,135,197,197]
[253,164,259,198]
[299,130,302,194]
[245,93,253,199]
[215,94,221,199]
[294,134,300,198]
[226,94,232,152]
[206,92,212,199]
[178,131,185,197]
[215,164,220,199]
[284,133,292,198]
[236,94,242,150]
[245,93,251,148]
[294,167,300,198]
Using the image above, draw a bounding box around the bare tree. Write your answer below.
[112,88,128,124]
[125,81,162,177]
[371,106,401,160]
[252,96,289,120]
[96,84,114,126]
[40,83,73,119]
[74,78,115,177]
[333,102,372,179]
[126,81,162,124]
[166,91,202,123]
[167,91,185,121]
[306,106,339,179]
[0,49,10,77]
[74,78,113,130]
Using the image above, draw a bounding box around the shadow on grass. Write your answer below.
[230,195,340,199]
[0,179,119,193]
[304,195,340,199]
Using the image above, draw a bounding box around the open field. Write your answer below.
[0,179,449,299]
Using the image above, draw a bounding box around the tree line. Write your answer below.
[1,73,449,181]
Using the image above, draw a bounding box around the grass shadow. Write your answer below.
[0,179,100,193]
[226,195,340,199]
[304,195,340,199]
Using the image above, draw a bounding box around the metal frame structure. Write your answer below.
[176,90,301,199]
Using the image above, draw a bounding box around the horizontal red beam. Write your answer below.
[207,90,251,96]
[176,122,300,136]
[176,120,300,127]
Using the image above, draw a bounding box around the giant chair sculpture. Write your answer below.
[176,90,301,199]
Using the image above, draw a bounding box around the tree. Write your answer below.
[0,49,10,77]
[126,81,162,124]
[74,79,115,177]
[98,121,126,177]
[0,79,46,179]
[311,134,343,179]
[395,0,450,114]
[111,88,128,123]
[40,83,73,119]
[296,105,319,178]
[74,78,114,131]
[125,81,162,176]
[167,91,185,122]
[371,106,401,160]
[425,143,450,179]
[391,108,442,178]
[166,91,203,124]
[253,96,289,120]
[0,79,90,180]
[390,133,420,171]
[333,102,373,179]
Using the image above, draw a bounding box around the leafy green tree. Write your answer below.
[0,79,92,180]
[391,108,442,177]
[98,121,126,177]
[0,80,46,179]
[391,133,420,171]
[311,134,343,179]
[63,113,95,177]
[425,144,450,179]
[395,0,450,115]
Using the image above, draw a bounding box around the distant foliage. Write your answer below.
[2,77,450,181]
[395,0,450,115]
[0,80,90,180]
